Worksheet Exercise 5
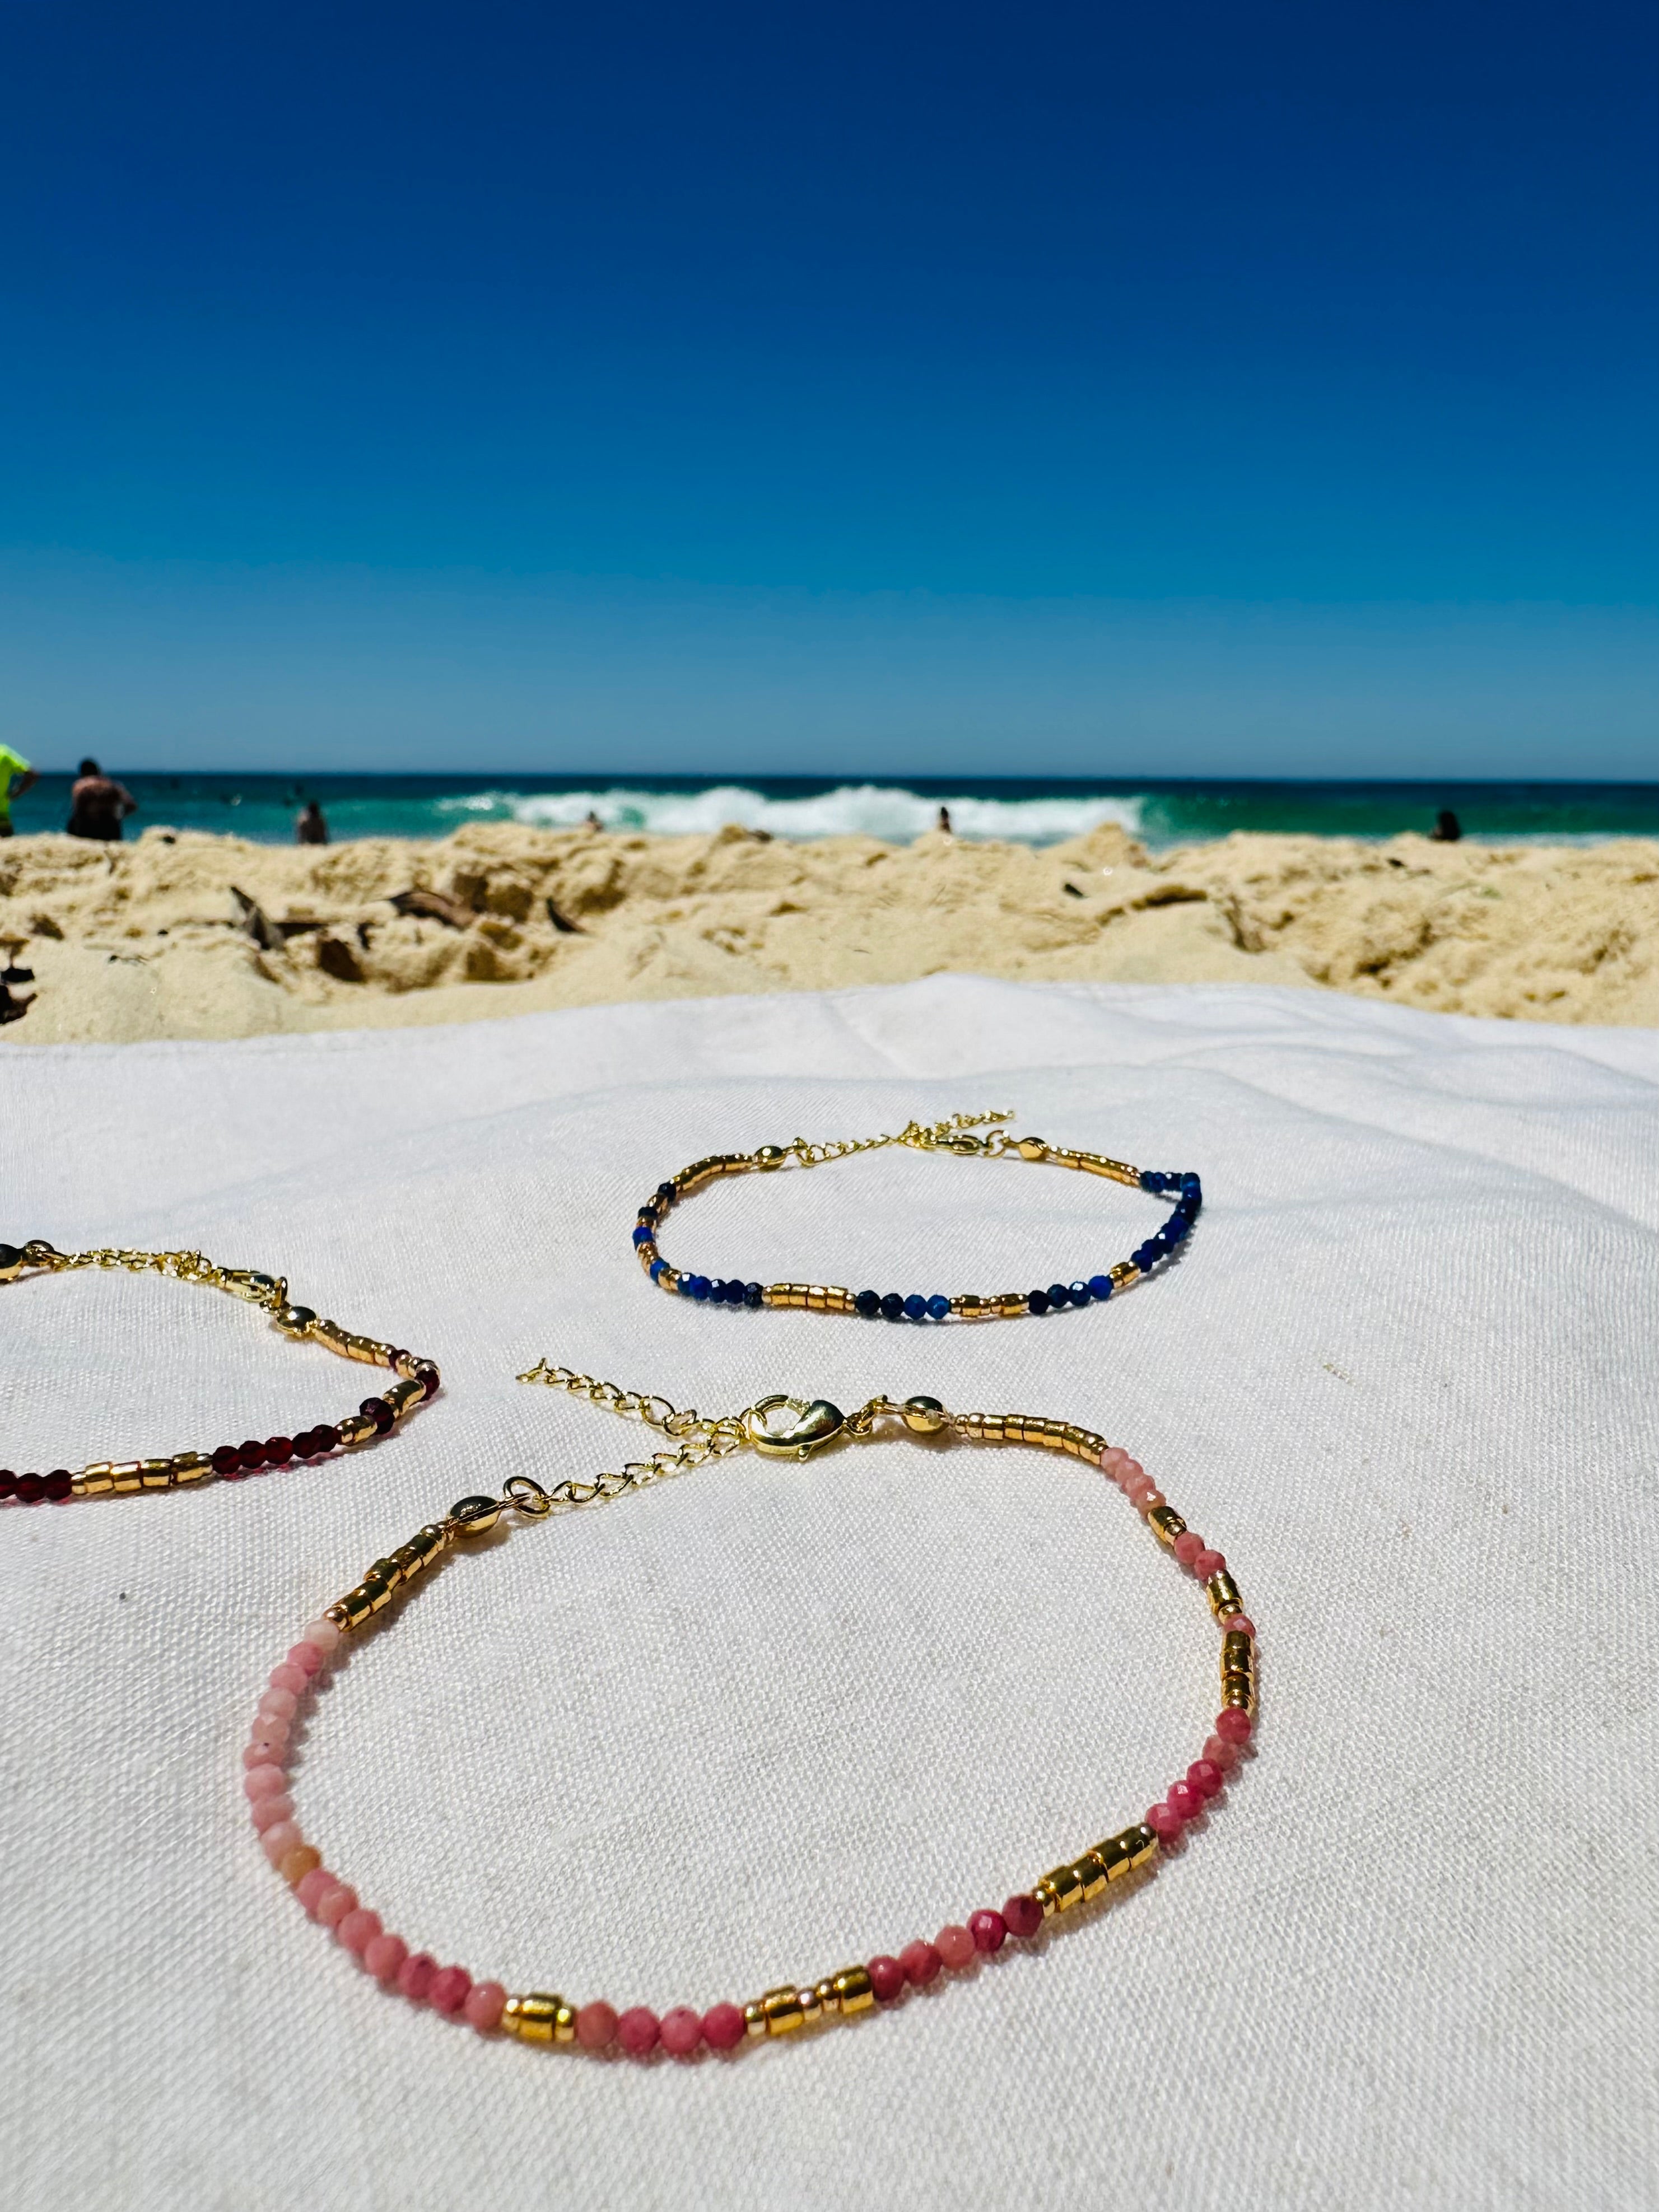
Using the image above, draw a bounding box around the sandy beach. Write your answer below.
[2,819,1655,1042]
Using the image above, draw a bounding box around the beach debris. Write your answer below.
[229,884,282,951]
[546,895,585,934]
[30,912,63,938]
[315,934,365,983]
[389,887,473,930]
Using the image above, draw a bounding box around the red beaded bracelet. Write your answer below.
[1,1239,439,1502]
[246,1376,1257,2055]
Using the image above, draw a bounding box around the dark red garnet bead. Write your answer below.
[0,1471,17,1497]
[16,1473,45,1503]
[310,1424,341,1454]
[264,1435,293,1466]
[413,1363,440,1400]
[359,1397,394,1436]
[44,1469,73,1501]
[238,1439,268,1471]
[211,1444,241,1476]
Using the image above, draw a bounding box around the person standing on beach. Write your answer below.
[0,744,36,836]
[296,799,329,844]
[1430,808,1462,843]
[66,758,138,841]
[937,804,953,835]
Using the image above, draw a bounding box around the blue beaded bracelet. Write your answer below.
[629,1112,1201,1320]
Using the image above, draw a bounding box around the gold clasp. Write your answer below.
[744,1396,846,1460]
[221,1267,286,1308]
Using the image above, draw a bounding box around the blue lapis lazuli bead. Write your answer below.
[1088,1273,1112,1300]
[927,1294,950,1320]
[632,1225,653,1246]
[650,1259,667,1284]
[1139,1170,1165,1193]
[880,1292,904,1320]
[1068,1281,1089,1306]
[855,1289,880,1317]
[691,1275,712,1300]
[744,1281,763,1308]
[1027,1289,1051,1314]
[678,1273,694,1295]
[903,1294,926,1320]
[1046,1282,1069,1308]
[656,1181,677,1201]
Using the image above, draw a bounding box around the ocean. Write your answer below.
[8,773,1657,851]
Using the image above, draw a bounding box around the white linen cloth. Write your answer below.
[2,977,1655,2212]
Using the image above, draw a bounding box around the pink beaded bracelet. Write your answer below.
[246,1379,1257,2056]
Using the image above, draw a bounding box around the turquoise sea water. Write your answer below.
[8,773,1657,850]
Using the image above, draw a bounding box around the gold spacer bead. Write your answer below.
[796,1985,823,2026]
[901,1396,947,1432]
[761,1985,806,2035]
[274,1304,317,1336]
[1222,1629,1254,1670]
[1017,1136,1048,1160]
[502,1992,566,2045]
[1147,1505,1186,1547]
[743,2002,767,2038]
[832,1964,875,2015]
[1072,1853,1109,1901]
[1091,1833,1135,1884]
[171,1450,210,1485]
[74,1461,115,1496]
[1110,1261,1138,1287]
[449,1496,502,1534]
[139,1458,173,1490]
[110,1460,144,1494]
[814,1978,838,2015]
[1033,1878,1061,1919]
[1206,1571,1243,1621]
[1125,1823,1160,1868]
[1038,1862,1085,1914]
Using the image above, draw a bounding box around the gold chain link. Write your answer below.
[9,1240,288,1308]
[768,1109,1013,1169]
[513,1360,753,1510]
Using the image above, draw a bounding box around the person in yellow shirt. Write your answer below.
[0,744,36,836]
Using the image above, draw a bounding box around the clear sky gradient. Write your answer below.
[2,0,1655,777]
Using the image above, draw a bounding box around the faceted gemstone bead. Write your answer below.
[237,1439,268,1471]
[880,1293,903,1320]
[211,1445,240,1476]
[1046,1283,1069,1308]
[903,1294,926,1320]
[1068,1282,1089,1307]
[936,1925,976,1971]
[677,1275,694,1296]
[414,1364,440,1399]
[302,1617,342,1654]
[632,1225,653,1245]
[926,1295,950,1319]
[44,1469,72,1500]
[743,1282,763,1308]
[649,1259,667,1284]
[657,1182,677,1202]
[1026,1289,1050,1315]
[701,2002,745,2051]
[1167,1780,1202,1822]
[1088,1275,1112,1300]
[428,1966,472,2015]
[464,1981,507,2033]
[259,1685,299,1718]
[264,1436,294,1466]
[364,1934,408,1984]
[659,2006,703,2056]
[707,1279,728,1303]
[1223,1614,1256,1639]
[250,1794,295,1834]
[968,1909,1007,1954]
[1217,1708,1253,1744]
[1003,1893,1043,1939]
[337,1909,383,1955]
[867,1956,906,2005]
[0,1472,15,1498]
[690,1276,711,1301]
[290,1430,318,1459]
[268,1662,306,1695]
[1146,1802,1183,1840]
[310,1424,341,1453]
[617,2006,660,2056]
[575,2001,618,2050]
[258,1821,302,1864]
[1172,1531,1205,1569]
[1193,1548,1226,1579]
[244,1763,287,1800]
[855,1290,880,1317]
[360,1398,394,1436]
[1188,1757,1224,1800]
[1203,1733,1239,1770]
[296,1868,335,1916]
[899,1940,942,1987]
[397,1952,437,2000]
[315,1885,357,1928]
[287,1642,324,1676]
[1140,1170,1165,1192]
[279,1845,321,1886]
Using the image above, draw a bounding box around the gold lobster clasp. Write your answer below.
[744,1396,847,1460]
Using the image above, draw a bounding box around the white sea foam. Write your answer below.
[432,782,1147,846]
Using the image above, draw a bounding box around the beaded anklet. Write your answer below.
[631,1111,1202,1321]
[0,1239,439,1504]
[246,1366,1256,2056]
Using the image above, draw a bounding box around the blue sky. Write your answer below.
[1,0,1654,777]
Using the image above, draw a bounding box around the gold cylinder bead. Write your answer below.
[832,1965,875,2015]
[761,1985,806,2036]
[418,1523,452,1556]
[171,1450,210,1484]
[1222,1629,1253,1671]
[74,1462,115,1495]
[795,1985,822,2026]
[1222,1674,1256,1712]
[110,1460,144,1494]
[139,1458,174,1490]
[1091,1833,1134,1884]
[383,1380,421,1417]
[814,1978,838,2015]
[1071,1853,1109,1901]
[341,1586,375,1627]
[1033,1878,1060,1918]
[1038,1862,1085,1914]
[333,1414,372,1449]
[1147,1505,1186,1547]
[1206,1571,1243,1621]
[502,1992,568,2045]
[1125,1823,1160,1869]
[743,2002,766,2038]
[1110,1262,1138,1287]
[996,1294,1027,1318]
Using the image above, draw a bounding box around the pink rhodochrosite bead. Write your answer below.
[364,1934,408,1984]
[1003,1893,1043,1939]
[575,2001,618,2050]
[1193,1549,1226,1580]
[1135,1491,1167,1515]
[301,1618,341,1655]
[1116,1459,1145,1488]
[1203,1732,1238,1770]
[287,1642,325,1676]
[1188,1758,1224,1800]
[701,2003,745,2052]
[968,1910,1007,1954]
[259,1686,299,1720]
[337,1909,382,1956]
[268,1662,307,1696]
[866,1957,906,2005]
[397,1953,437,2001]
[1099,1446,1130,1477]
[900,1940,942,1987]
[1172,1531,1205,1569]
[428,1966,472,2015]
[1147,1802,1183,1841]
[316,1886,358,1929]
[296,1868,335,1916]
[250,1793,294,1833]
[243,1742,278,1770]
[464,1982,507,2034]
[935,1925,975,1972]
[659,2006,702,2056]
[260,1822,304,1865]
[244,1763,287,1801]
[1217,1709,1253,1744]
[1167,1780,1201,1823]
[1223,1614,1256,1639]
[617,2006,660,2057]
